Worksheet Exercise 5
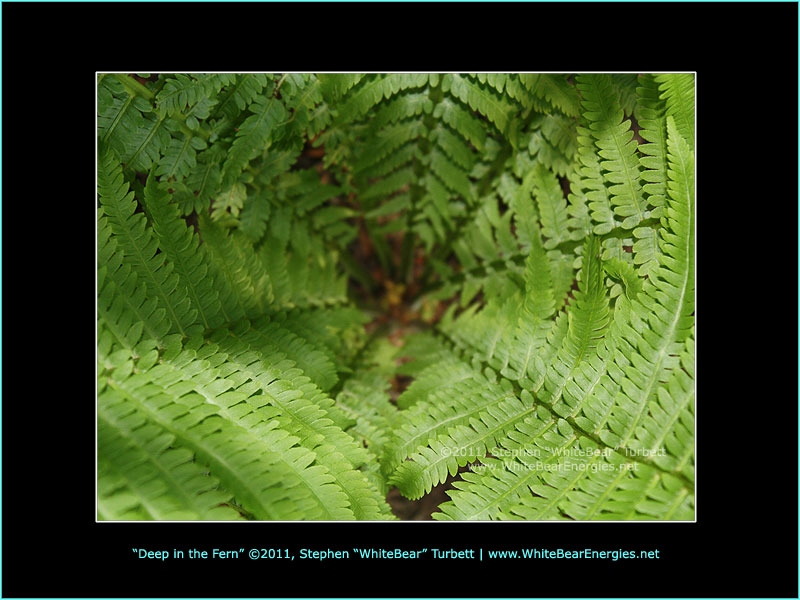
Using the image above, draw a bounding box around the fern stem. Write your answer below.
[275,73,289,91]
[112,73,154,99]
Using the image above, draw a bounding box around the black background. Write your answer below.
[2,2,797,598]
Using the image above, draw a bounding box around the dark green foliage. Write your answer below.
[97,73,694,520]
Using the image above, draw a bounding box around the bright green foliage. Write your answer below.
[98,73,694,520]
[98,141,388,520]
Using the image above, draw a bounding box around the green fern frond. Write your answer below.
[143,176,225,331]
[629,334,694,482]
[318,73,366,103]
[278,73,330,139]
[432,96,487,151]
[171,146,223,215]
[539,236,610,408]
[532,162,570,249]
[577,74,648,229]
[98,150,200,337]
[609,74,640,116]
[98,210,170,349]
[207,321,368,466]
[654,73,694,149]
[397,356,475,410]
[336,370,396,458]
[631,73,670,275]
[431,411,573,521]
[542,114,579,163]
[390,391,537,500]
[434,409,692,521]
[98,400,243,521]
[155,134,207,181]
[518,73,581,118]
[354,120,425,173]
[427,149,474,202]
[155,74,236,117]
[336,74,430,123]
[99,73,693,521]
[211,73,271,122]
[442,73,517,136]
[368,92,434,133]
[578,115,694,449]
[198,213,270,319]
[603,256,643,301]
[239,191,271,242]
[440,299,517,374]
[576,123,618,235]
[636,73,668,212]
[221,93,286,188]
[521,225,557,320]
[275,306,368,374]
[98,77,171,172]
[100,346,351,520]
[382,371,516,477]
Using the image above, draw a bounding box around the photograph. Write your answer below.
[96,72,695,522]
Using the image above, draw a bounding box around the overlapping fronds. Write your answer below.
[98,151,201,338]
[97,144,391,520]
[576,74,648,230]
[377,74,694,521]
[98,73,693,521]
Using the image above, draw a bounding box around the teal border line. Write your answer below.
[1,2,4,597]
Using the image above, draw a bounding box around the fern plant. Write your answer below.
[97,72,694,521]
